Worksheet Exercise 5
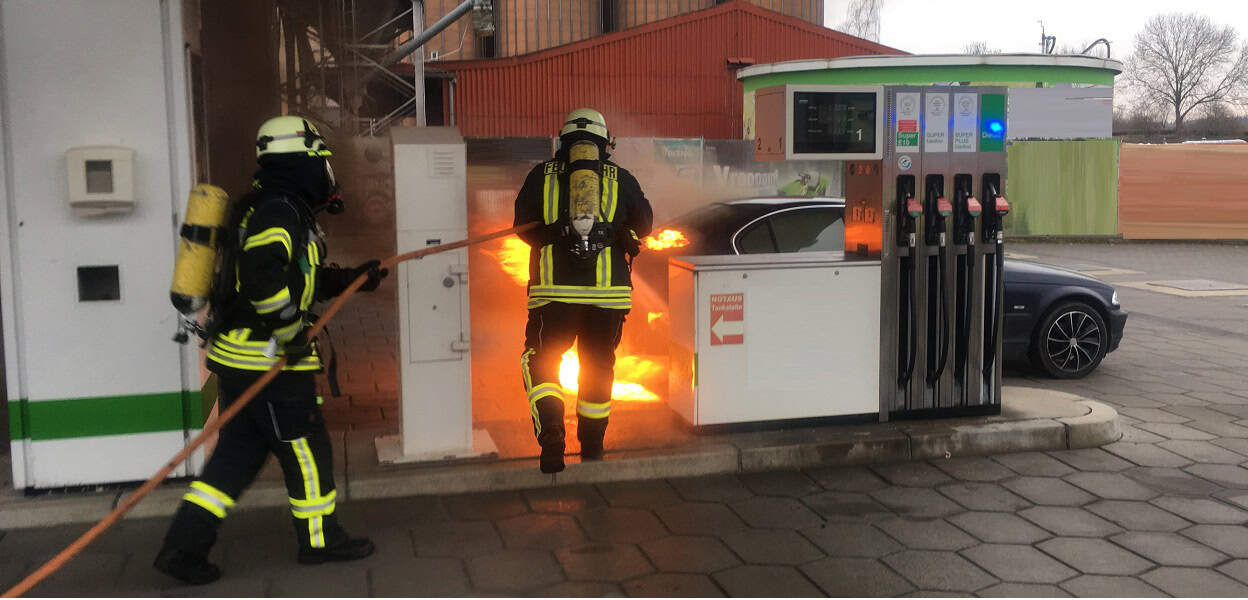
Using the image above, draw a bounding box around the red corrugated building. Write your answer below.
[429,1,903,139]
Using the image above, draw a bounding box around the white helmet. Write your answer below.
[255,115,332,159]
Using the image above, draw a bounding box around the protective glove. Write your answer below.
[282,330,315,361]
[316,260,389,300]
[568,222,615,264]
[532,222,579,247]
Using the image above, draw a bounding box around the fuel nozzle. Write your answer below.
[924,174,947,247]
[981,174,1007,243]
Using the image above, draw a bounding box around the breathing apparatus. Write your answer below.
[170,184,231,343]
[559,108,614,265]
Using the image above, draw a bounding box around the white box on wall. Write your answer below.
[66,146,136,217]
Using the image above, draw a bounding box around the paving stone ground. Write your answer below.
[5,242,1248,596]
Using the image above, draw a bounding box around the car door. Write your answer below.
[733,206,845,254]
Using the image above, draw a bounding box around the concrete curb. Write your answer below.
[0,387,1119,529]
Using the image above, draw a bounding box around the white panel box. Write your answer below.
[66,146,136,217]
[668,253,881,427]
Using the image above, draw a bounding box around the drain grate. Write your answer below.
[1149,279,1248,292]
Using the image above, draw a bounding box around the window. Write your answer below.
[735,207,844,254]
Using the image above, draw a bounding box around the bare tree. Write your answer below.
[838,0,882,43]
[962,41,1000,55]
[1126,12,1248,132]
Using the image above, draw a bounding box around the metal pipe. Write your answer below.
[378,0,472,68]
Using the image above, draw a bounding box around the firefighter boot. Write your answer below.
[153,547,222,586]
[535,396,566,473]
[297,536,376,565]
[578,416,609,461]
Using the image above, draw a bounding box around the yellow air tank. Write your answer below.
[568,141,600,245]
[170,184,229,315]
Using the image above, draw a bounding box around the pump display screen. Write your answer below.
[792,91,878,156]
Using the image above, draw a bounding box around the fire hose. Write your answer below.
[3,222,536,598]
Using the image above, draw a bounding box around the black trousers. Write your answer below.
[521,302,626,444]
[162,370,343,557]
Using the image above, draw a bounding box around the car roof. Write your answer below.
[723,196,845,206]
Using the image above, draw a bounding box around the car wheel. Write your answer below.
[1030,300,1108,379]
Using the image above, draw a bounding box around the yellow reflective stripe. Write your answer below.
[528,383,564,401]
[242,227,293,257]
[542,171,556,224]
[290,437,325,548]
[577,400,611,419]
[183,491,227,519]
[290,490,337,517]
[273,320,302,343]
[528,285,632,295]
[526,297,632,310]
[251,287,292,314]
[605,174,619,221]
[190,481,236,508]
[521,348,539,433]
[300,240,318,310]
[540,245,553,287]
[207,345,321,371]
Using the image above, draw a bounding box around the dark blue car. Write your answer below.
[636,198,1127,379]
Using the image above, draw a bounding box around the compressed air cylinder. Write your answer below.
[568,141,600,241]
[170,184,229,315]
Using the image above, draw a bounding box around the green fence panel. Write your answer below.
[1004,139,1119,236]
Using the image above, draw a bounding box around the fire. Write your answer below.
[643,229,690,251]
[558,348,661,403]
[648,312,663,324]
[495,237,531,286]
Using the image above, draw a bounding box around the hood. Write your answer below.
[1004,260,1111,288]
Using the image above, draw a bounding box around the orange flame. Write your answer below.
[495,237,531,286]
[643,229,690,251]
[648,312,663,324]
[559,348,661,403]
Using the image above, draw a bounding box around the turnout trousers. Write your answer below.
[162,371,344,557]
[521,302,626,449]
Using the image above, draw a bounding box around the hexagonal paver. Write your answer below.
[961,544,1077,584]
[1103,442,1193,468]
[1019,506,1123,537]
[1086,500,1191,532]
[1159,440,1248,464]
[1002,477,1096,506]
[529,581,625,597]
[1186,464,1248,488]
[800,521,903,557]
[1064,472,1159,501]
[496,513,587,550]
[523,485,606,513]
[801,490,894,521]
[1059,575,1167,597]
[1037,537,1153,575]
[806,465,890,492]
[801,557,915,597]
[938,482,1032,512]
[719,528,823,565]
[931,457,1016,482]
[446,491,530,521]
[367,557,471,597]
[555,543,653,582]
[977,582,1070,597]
[1182,524,1248,557]
[1142,567,1248,597]
[738,470,821,498]
[993,452,1075,476]
[869,487,963,518]
[653,502,748,536]
[712,565,822,597]
[875,518,977,550]
[410,520,504,558]
[882,550,997,592]
[1136,422,1217,440]
[1219,559,1248,586]
[1123,466,1224,496]
[623,573,723,597]
[1111,531,1228,567]
[1047,448,1133,472]
[640,536,739,573]
[1151,496,1248,524]
[1189,419,1248,439]
[872,462,954,487]
[668,475,754,503]
[947,512,1050,544]
[596,480,682,508]
[574,508,668,544]
[729,497,824,530]
[466,549,563,593]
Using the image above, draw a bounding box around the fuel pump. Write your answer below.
[980,174,1009,393]
[923,175,951,390]
[951,174,981,398]
[896,175,921,393]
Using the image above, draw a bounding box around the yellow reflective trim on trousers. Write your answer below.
[251,286,292,315]
[528,383,563,402]
[242,227,293,257]
[521,348,539,433]
[290,437,325,548]
[577,400,611,419]
[183,491,227,519]
[290,489,337,518]
[191,481,236,508]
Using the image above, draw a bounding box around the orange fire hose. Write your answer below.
[3,222,535,598]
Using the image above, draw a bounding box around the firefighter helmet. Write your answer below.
[559,108,610,145]
[255,115,332,159]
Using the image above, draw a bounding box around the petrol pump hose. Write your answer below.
[2,221,537,598]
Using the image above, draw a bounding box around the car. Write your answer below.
[634,198,1127,379]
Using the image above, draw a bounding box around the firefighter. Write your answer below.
[514,108,654,473]
[154,116,387,585]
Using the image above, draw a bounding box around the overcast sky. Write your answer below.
[824,0,1248,57]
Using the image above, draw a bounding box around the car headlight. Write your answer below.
[1111,291,1119,306]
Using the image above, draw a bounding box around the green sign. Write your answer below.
[979,93,1005,153]
[896,131,919,147]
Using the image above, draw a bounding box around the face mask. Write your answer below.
[319,160,345,215]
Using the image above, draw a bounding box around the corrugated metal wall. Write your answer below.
[1005,140,1120,236]
[436,1,900,139]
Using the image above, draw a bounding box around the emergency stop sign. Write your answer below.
[710,293,744,346]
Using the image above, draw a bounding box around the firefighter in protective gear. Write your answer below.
[154,116,388,585]
[514,108,654,473]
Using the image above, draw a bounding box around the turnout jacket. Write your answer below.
[207,192,324,373]
[514,158,654,310]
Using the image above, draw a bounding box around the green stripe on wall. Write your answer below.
[741,65,1116,92]
[1004,140,1120,236]
[9,390,203,441]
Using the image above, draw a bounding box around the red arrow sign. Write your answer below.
[709,293,744,346]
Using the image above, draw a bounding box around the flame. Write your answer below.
[558,348,661,403]
[495,237,531,286]
[643,229,690,251]
[648,312,663,324]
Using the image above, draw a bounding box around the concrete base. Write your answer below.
[0,385,1119,529]
[374,428,499,465]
